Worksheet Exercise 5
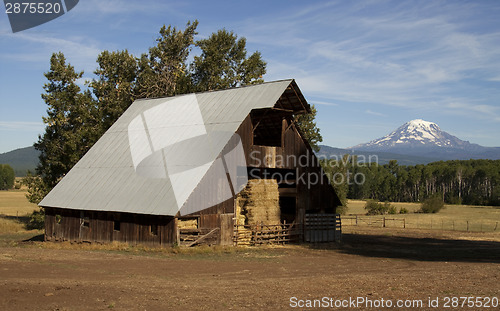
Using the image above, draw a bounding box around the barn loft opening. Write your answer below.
[251,109,291,147]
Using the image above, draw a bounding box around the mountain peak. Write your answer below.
[345,120,500,161]
[350,119,472,151]
[407,119,436,128]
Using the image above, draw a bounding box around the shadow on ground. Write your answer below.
[337,233,500,263]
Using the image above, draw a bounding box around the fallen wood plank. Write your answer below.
[186,228,219,247]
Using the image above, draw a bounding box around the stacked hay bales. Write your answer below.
[177,218,198,229]
[236,179,280,225]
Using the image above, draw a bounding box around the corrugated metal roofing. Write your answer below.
[39,79,308,216]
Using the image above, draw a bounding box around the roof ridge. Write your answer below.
[135,79,294,101]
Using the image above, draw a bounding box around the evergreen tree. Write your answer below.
[0,164,15,190]
[33,52,97,201]
[295,104,323,152]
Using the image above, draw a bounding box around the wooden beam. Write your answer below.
[186,228,219,247]
[289,81,310,113]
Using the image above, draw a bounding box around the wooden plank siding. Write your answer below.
[183,114,339,226]
[44,207,177,246]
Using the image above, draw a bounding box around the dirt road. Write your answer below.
[0,229,499,310]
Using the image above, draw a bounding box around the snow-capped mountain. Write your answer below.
[349,119,500,160]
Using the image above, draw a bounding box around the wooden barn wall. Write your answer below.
[44,207,177,246]
[184,114,339,223]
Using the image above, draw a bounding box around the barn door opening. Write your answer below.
[279,196,296,224]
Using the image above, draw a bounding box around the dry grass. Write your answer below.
[0,188,40,237]
[0,218,26,234]
[0,189,39,216]
[345,200,500,233]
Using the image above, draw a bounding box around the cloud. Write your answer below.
[242,1,500,117]
[365,110,385,117]
[0,121,44,131]
[1,32,102,73]
[445,103,500,122]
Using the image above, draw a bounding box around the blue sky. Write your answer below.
[1,0,500,153]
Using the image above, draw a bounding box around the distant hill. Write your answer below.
[0,146,39,176]
[317,145,441,166]
[349,119,500,161]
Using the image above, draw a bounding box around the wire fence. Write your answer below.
[342,215,499,232]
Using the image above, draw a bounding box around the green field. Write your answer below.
[345,200,500,233]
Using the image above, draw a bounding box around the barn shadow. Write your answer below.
[333,233,500,263]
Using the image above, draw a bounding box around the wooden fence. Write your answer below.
[343,215,499,232]
[233,223,301,246]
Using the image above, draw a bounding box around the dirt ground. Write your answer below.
[0,228,499,311]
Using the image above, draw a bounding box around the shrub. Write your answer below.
[27,208,45,230]
[365,200,390,215]
[399,207,408,214]
[0,164,15,190]
[387,204,397,215]
[420,196,445,213]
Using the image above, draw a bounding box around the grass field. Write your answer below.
[0,188,39,216]
[345,200,500,233]
[0,188,39,234]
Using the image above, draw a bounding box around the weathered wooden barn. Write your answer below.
[40,79,342,246]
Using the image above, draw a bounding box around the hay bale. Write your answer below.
[177,218,198,229]
[236,179,280,225]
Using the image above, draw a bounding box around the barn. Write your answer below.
[39,79,342,246]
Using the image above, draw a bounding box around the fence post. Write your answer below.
[403,218,406,229]
[383,217,386,228]
[356,215,358,226]
[495,222,498,231]
[466,220,469,232]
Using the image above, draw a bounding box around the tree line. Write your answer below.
[26,20,322,203]
[323,157,500,207]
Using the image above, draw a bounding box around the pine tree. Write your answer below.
[295,104,323,152]
[33,52,97,201]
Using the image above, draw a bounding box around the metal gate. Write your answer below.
[304,214,341,242]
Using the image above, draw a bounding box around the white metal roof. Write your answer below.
[39,79,307,216]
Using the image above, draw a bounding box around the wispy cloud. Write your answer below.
[1,32,102,73]
[242,1,500,118]
[0,121,44,131]
[365,110,385,117]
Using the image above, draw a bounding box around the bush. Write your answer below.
[0,164,15,190]
[387,205,397,214]
[27,208,45,230]
[399,207,409,214]
[420,196,445,213]
[365,200,391,215]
